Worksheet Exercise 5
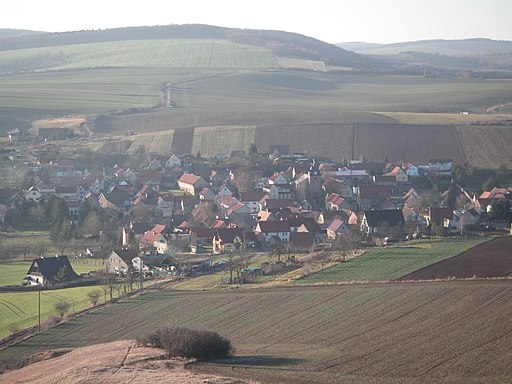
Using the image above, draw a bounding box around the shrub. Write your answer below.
[137,326,233,360]
[54,300,71,317]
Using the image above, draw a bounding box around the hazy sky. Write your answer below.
[2,0,511,44]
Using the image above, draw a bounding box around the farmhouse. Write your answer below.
[25,256,78,286]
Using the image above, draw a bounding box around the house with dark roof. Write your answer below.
[212,228,245,254]
[240,191,268,213]
[360,209,405,237]
[98,190,131,211]
[106,249,139,275]
[255,220,291,243]
[25,256,78,286]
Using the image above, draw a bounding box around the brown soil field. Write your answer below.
[1,282,511,384]
[400,236,512,281]
[0,340,252,384]
[456,125,512,169]
[255,123,355,160]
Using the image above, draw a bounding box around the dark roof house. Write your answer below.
[25,256,79,286]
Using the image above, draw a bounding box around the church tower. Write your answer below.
[307,159,323,208]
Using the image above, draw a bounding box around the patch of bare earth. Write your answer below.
[0,340,253,384]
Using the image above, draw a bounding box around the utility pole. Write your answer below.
[38,282,41,332]
[139,256,144,292]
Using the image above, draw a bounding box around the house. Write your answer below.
[240,191,267,213]
[373,175,397,186]
[166,154,181,169]
[98,190,131,211]
[255,220,291,243]
[155,195,174,217]
[323,177,353,197]
[428,159,453,175]
[25,256,78,286]
[178,173,208,196]
[425,207,453,227]
[326,219,349,240]
[217,183,235,198]
[355,184,392,210]
[199,187,215,202]
[383,166,408,183]
[149,158,162,171]
[213,228,245,254]
[264,184,292,200]
[360,209,405,237]
[7,128,20,143]
[402,163,420,177]
[139,228,168,254]
[105,249,139,275]
[403,188,420,208]
[402,206,425,224]
[325,193,352,211]
[25,188,43,203]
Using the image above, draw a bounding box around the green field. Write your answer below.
[0,258,104,287]
[1,282,511,383]
[0,285,119,340]
[0,39,277,71]
[297,238,490,284]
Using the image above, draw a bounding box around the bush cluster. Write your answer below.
[137,326,233,360]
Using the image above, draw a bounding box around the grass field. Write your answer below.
[297,237,490,284]
[0,39,277,71]
[0,258,105,287]
[1,281,511,383]
[0,285,119,340]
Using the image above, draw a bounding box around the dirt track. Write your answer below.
[0,340,252,384]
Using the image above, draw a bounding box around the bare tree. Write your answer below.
[87,290,101,306]
[54,300,71,317]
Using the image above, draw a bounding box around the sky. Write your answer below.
[2,0,511,44]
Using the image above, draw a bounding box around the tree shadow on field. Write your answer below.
[211,355,306,367]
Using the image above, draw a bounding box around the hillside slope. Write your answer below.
[0,24,377,71]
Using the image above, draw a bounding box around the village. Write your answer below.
[0,136,511,287]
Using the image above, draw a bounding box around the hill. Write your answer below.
[0,340,247,384]
[0,24,378,71]
[0,29,44,39]
[337,38,512,56]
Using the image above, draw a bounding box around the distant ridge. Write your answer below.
[337,38,512,56]
[0,24,378,69]
[0,28,45,38]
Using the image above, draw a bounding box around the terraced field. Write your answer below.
[1,282,511,383]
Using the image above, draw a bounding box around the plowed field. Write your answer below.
[1,282,511,384]
[400,236,512,280]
